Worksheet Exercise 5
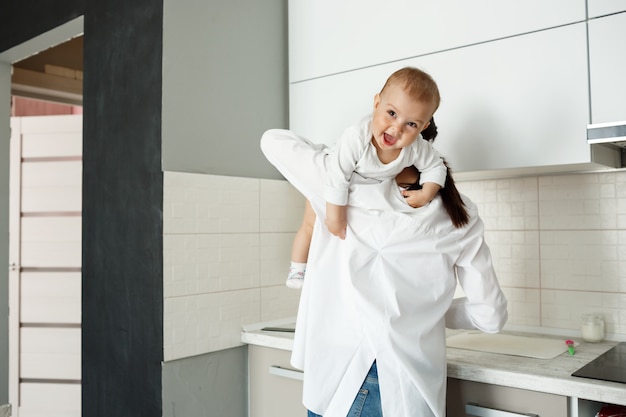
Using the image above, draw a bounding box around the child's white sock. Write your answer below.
[286,262,306,289]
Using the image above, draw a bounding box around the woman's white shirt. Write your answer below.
[261,129,508,417]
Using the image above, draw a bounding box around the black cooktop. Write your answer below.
[572,342,626,384]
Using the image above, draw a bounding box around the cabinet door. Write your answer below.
[588,12,626,124]
[290,24,590,173]
[588,0,626,18]
[447,378,568,417]
[288,0,585,83]
[248,345,307,417]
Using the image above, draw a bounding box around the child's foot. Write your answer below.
[286,262,306,289]
[286,274,304,289]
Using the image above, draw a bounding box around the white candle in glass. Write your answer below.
[581,314,604,343]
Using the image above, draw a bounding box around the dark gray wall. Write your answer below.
[82,0,164,415]
[0,1,84,51]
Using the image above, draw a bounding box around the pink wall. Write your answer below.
[11,96,82,116]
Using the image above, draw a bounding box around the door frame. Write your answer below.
[0,16,84,411]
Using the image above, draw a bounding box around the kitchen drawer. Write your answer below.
[248,345,307,417]
[447,378,568,417]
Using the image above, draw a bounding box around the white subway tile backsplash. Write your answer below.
[163,289,261,361]
[500,288,541,327]
[164,168,626,361]
[541,289,626,336]
[163,171,299,361]
[260,232,297,287]
[459,170,626,339]
[260,179,305,232]
[164,171,260,234]
[485,230,540,288]
[458,177,538,231]
[538,172,625,230]
[540,230,624,292]
[260,285,302,322]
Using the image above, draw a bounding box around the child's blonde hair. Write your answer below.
[380,67,440,112]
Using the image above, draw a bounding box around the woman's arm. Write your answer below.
[445,211,508,333]
[260,129,328,205]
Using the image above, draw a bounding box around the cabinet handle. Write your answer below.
[466,403,538,417]
[268,366,304,381]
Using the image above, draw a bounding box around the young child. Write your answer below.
[286,68,446,289]
[286,116,445,288]
[324,67,446,240]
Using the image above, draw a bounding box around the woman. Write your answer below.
[260,128,507,417]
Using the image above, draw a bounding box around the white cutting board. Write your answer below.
[446,331,576,359]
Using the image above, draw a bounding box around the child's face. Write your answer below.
[371,83,435,151]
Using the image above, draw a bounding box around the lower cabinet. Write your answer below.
[248,345,307,417]
[447,378,568,417]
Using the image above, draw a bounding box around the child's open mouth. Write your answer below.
[383,132,397,146]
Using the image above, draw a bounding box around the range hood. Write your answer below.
[587,121,626,149]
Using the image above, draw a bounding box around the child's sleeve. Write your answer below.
[413,140,447,188]
[324,126,366,206]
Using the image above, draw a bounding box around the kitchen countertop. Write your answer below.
[242,318,296,351]
[242,320,626,407]
[445,336,625,406]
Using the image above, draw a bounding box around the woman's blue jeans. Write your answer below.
[307,361,382,417]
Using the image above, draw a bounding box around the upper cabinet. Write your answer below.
[288,0,585,83]
[587,0,626,18]
[588,12,626,124]
[290,24,594,174]
[288,2,623,177]
[419,24,591,173]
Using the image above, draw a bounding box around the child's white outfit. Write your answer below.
[262,129,508,417]
[287,115,447,289]
[325,115,447,206]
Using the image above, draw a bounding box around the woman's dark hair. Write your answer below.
[415,117,470,228]
[421,117,438,141]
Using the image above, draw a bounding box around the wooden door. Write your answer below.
[9,115,82,417]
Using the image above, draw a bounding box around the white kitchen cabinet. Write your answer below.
[290,24,610,176]
[248,345,307,417]
[288,0,585,83]
[447,378,568,417]
[588,12,626,124]
[587,0,626,18]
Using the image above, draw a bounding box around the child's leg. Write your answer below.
[291,199,315,262]
[287,200,316,289]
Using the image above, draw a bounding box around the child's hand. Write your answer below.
[325,202,347,239]
[402,189,432,208]
[402,182,440,208]
[325,217,347,239]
